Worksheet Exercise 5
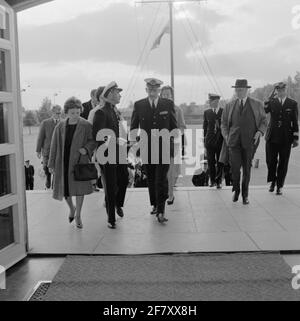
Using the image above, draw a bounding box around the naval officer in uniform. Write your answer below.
[203,93,224,189]
[265,82,299,195]
[130,78,178,223]
[93,81,129,229]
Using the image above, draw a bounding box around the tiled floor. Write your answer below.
[26,185,300,254]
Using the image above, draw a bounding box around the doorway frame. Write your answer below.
[0,0,27,269]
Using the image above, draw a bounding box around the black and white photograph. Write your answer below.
[1,0,300,308]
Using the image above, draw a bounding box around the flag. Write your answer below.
[151,22,170,50]
[0,6,6,30]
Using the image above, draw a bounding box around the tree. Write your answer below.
[37,97,52,123]
[23,110,37,135]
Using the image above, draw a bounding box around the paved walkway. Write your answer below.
[26,186,300,254]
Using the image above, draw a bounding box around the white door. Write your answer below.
[0,0,27,269]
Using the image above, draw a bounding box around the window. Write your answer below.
[0,206,14,251]
[0,103,9,144]
[0,155,11,197]
[0,50,7,91]
[0,10,9,40]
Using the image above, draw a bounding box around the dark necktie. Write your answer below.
[152,101,156,110]
[240,99,244,114]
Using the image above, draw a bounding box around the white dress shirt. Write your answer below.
[149,97,159,108]
[238,97,248,106]
[279,97,287,105]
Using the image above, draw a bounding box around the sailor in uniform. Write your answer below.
[265,82,299,195]
[93,81,129,229]
[203,93,224,189]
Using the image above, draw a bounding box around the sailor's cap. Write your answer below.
[208,93,221,101]
[145,78,163,88]
[102,81,123,99]
[274,82,287,90]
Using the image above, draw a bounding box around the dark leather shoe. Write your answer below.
[232,191,240,202]
[276,188,283,195]
[157,213,168,223]
[107,223,116,229]
[167,197,175,205]
[210,182,216,188]
[150,206,158,215]
[243,197,250,205]
[269,182,276,192]
[116,207,124,218]
[216,183,222,189]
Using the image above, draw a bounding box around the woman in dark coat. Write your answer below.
[48,97,96,229]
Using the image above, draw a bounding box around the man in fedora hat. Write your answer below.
[203,93,224,189]
[130,78,178,224]
[221,79,267,204]
[93,81,129,229]
[264,82,299,195]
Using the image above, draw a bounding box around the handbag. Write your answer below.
[74,154,98,181]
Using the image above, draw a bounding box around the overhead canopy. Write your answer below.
[6,0,53,11]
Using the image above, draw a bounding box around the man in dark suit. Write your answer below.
[81,89,98,120]
[221,79,267,205]
[93,82,128,229]
[130,78,178,223]
[36,105,62,189]
[265,82,299,195]
[203,93,224,189]
[24,160,35,190]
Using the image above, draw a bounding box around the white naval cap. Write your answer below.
[144,78,163,88]
[102,81,123,99]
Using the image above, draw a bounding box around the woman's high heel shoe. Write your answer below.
[68,207,76,223]
[75,216,83,229]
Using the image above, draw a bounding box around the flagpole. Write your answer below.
[169,1,175,93]
[136,0,204,100]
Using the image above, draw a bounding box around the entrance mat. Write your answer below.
[43,253,300,301]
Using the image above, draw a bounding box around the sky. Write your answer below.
[17,0,300,109]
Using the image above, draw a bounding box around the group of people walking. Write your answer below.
[35,77,299,230]
[203,79,298,205]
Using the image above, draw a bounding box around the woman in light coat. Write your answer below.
[48,97,97,229]
[160,86,187,205]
